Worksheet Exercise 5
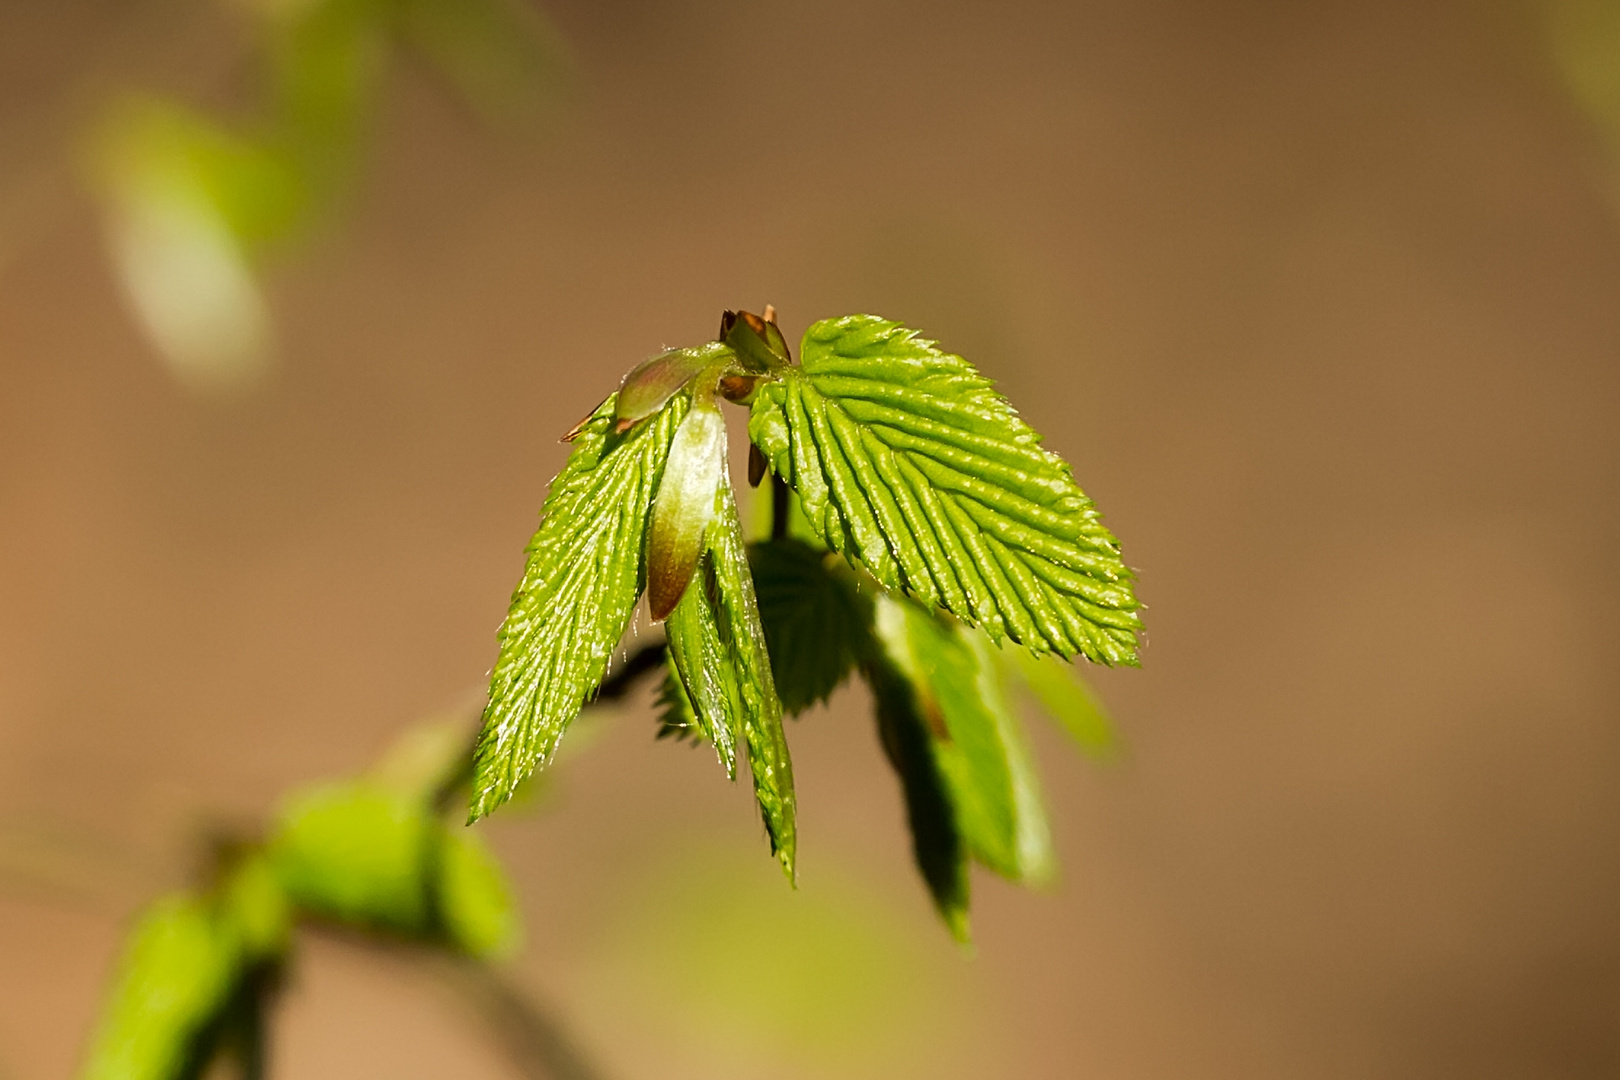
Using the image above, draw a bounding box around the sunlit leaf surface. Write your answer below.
[272,783,436,934]
[271,780,519,957]
[472,392,686,820]
[439,830,522,959]
[710,476,796,879]
[750,315,1141,664]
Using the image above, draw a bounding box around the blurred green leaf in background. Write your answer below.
[84,0,567,394]
[80,718,525,1080]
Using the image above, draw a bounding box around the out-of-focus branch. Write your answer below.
[301,922,612,1080]
[436,957,613,1080]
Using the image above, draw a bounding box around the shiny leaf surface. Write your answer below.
[709,473,797,880]
[749,314,1141,664]
[472,391,686,819]
[647,395,727,619]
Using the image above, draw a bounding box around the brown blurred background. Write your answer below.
[3,0,1619,1077]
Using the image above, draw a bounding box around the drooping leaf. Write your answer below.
[706,472,797,880]
[472,391,686,820]
[438,830,522,959]
[81,896,237,1080]
[647,394,727,620]
[750,538,873,714]
[862,655,970,943]
[872,595,1054,885]
[663,559,740,776]
[1005,648,1119,758]
[748,314,1141,665]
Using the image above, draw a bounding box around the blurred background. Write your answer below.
[3,0,1619,1077]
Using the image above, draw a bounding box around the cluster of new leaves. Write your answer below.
[82,724,519,1080]
[474,310,1139,934]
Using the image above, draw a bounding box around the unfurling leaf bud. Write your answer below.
[647,395,727,620]
[614,341,735,433]
[723,308,791,373]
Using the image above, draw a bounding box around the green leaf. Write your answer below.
[722,309,793,373]
[748,314,1141,665]
[439,830,522,959]
[81,896,238,1080]
[708,472,797,880]
[872,595,1054,885]
[1005,648,1119,758]
[271,783,435,934]
[271,780,520,957]
[647,394,727,619]
[217,853,292,963]
[473,390,687,820]
[750,538,873,714]
[82,849,293,1080]
[862,654,970,943]
[654,657,702,742]
[663,559,740,776]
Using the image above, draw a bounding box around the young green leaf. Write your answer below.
[81,896,239,1080]
[472,391,686,820]
[271,783,436,934]
[438,830,522,960]
[722,308,792,373]
[863,653,971,943]
[647,394,727,620]
[271,780,520,957]
[707,472,797,880]
[663,559,740,776]
[872,595,1054,885]
[749,537,873,714]
[748,314,1142,665]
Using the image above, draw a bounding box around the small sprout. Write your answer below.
[722,308,792,372]
[647,394,727,620]
[613,340,736,432]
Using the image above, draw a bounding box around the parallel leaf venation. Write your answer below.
[748,314,1140,664]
